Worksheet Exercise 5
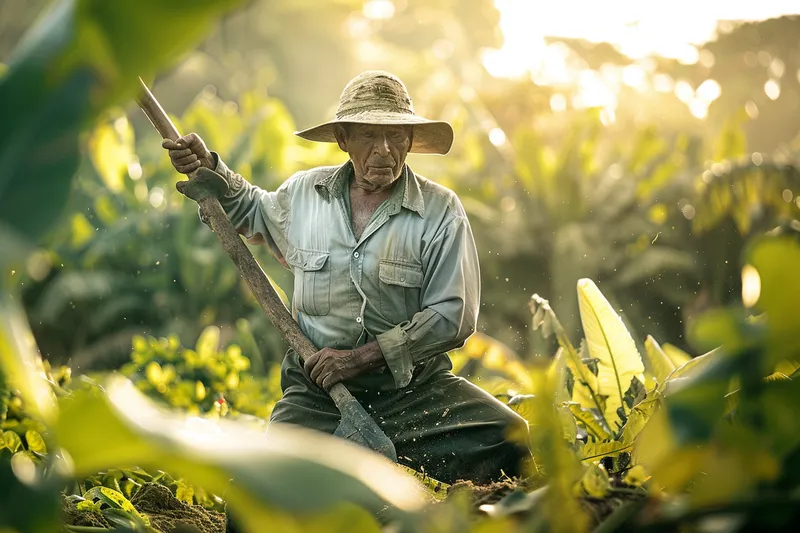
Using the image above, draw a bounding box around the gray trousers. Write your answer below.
[269,350,531,484]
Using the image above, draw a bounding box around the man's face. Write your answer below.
[336,123,412,190]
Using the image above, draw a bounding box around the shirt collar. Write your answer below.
[314,161,425,217]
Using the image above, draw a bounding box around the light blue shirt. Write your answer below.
[214,157,480,389]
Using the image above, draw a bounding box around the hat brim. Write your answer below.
[294,111,454,155]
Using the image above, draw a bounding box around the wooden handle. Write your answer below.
[138,78,181,142]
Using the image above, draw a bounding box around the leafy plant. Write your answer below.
[120,326,281,421]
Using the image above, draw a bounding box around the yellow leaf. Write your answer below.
[195,381,206,401]
[568,403,612,441]
[622,465,649,487]
[70,213,95,248]
[145,361,163,387]
[195,326,220,360]
[579,462,610,498]
[0,294,56,424]
[647,204,668,225]
[88,116,134,194]
[24,430,47,454]
[662,343,692,367]
[577,279,645,431]
[644,335,676,384]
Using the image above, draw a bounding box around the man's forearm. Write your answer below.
[353,341,386,373]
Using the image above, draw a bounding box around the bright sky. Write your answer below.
[484,0,800,77]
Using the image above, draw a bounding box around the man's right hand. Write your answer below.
[162,133,215,174]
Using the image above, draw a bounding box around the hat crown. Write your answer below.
[336,70,415,119]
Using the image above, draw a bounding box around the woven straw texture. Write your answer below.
[295,71,454,155]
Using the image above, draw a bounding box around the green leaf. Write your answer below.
[744,237,800,363]
[195,325,220,360]
[54,376,426,530]
[3,431,22,453]
[530,294,605,417]
[87,114,135,194]
[579,462,610,498]
[662,343,692,368]
[661,347,721,394]
[567,403,612,441]
[0,292,57,424]
[84,486,149,526]
[644,335,677,384]
[0,0,245,241]
[577,279,645,432]
[24,430,47,455]
[524,371,589,532]
[175,480,195,505]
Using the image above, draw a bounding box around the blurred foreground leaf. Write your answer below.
[0,293,56,424]
[55,377,426,531]
[0,0,244,241]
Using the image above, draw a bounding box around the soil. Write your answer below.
[444,477,646,529]
[446,479,521,507]
[131,483,226,533]
[61,495,111,528]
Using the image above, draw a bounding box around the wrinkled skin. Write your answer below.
[162,133,214,174]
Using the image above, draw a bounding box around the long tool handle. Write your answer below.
[136,78,396,460]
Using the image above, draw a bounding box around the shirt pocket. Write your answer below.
[378,259,423,324]
[286,247,331,316]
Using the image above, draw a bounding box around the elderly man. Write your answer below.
[163,71,529,484]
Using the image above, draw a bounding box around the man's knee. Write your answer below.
[479,410,531,481]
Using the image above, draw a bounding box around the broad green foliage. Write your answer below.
[121,327,281,421]
[0,0,244,243]
[21,87,316,367]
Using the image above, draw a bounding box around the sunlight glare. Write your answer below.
[363,0,395,20]
[573,70,616,109]
[741,264,761,308]
[696,79,721,102]
[769,58,785,78]
[488,128,507,146]
[550,93,567,112]
[622,65,647,89]
[653,73,674,93]
[674,80,694,104]
[764,79,781,100]
[600,107,616,126]
[689,99,709,119]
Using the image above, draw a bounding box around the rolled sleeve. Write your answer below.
[376,214,480,388]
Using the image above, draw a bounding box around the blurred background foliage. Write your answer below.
[2,0,798,368]
[2,1,800,532]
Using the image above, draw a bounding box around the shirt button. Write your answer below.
[353,251,359,258]
[356,317,362,323]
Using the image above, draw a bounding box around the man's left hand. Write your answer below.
[304,343,385,390]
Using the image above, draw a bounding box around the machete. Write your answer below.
[136,78,397,462]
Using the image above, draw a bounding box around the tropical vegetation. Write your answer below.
[2,1,800,532]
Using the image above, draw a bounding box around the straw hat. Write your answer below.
[294,70,454,155]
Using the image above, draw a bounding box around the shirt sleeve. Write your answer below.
[211,154,293,262]
[375,213,481,388]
